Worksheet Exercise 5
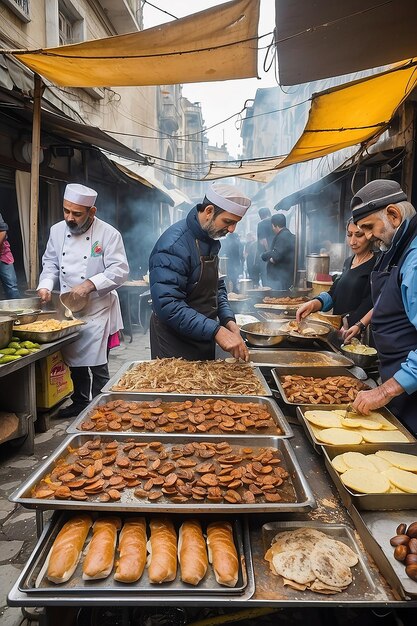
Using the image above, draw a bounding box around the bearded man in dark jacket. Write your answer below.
[261,213,295,290]
[149,183,251,361]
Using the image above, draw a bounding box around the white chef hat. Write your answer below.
[205,183,251,217]
[64,183,97,207]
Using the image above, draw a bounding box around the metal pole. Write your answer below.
[29,73,42,289]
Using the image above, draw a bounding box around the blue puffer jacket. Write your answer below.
[149,206,235,341]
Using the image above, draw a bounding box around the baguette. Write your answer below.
[47,514,92,584]
[206,521,238,587]
[114,517,147,583]
[178,519,208,586]
[82,516,121,580]
[147,517,177,583]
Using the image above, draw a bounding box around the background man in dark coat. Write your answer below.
[261,214,295,290]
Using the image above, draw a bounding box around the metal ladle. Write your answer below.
[59,296,75,320]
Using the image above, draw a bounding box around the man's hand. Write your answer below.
[71,279,96,298]
[352,378,404,415]
[296,299,321,323]
[215,326,249,362]
[341,324,361,344]
[37,288,51,303]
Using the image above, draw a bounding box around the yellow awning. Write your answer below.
[205,59,417,181]
[12,0,259,87]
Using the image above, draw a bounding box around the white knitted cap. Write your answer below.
[205,183,251,217]
[64,183,97,207]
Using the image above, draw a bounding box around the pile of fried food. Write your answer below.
[79,397,280,435]
[263,296,307,305]
[280,374,368,405]
[15,319,81,331]
[112,358,266,395]
[390,521,417,582]
[32,438,294,505]
[279,320,328,336]
[331,450,417,494]
[46,514,239,587]
[265,528,358,594]
[303,409,410,445]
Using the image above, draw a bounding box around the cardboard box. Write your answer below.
[36,351,73,409]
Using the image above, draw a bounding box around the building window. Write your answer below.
[59,10,74,45]
[1,0,30,22]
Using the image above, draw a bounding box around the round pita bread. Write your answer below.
[310,545,352,587]
[271,550,316,585]
[315,538,358,567]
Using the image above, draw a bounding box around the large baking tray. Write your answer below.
[349,506,417,600]
[323,443,417,511]
[249,349,353,369]
[102,360,272,397]
[258,520,381,602]
[296,405,415,454]
[66,393,293,438]
[13,320,85,343]
[272,366,365,406]
[19,512,248,596]
[10,434,315,514]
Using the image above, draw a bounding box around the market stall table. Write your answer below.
[0,332,79,454]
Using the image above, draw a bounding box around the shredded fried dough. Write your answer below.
[112,358,266,395]
[16,319,81,331]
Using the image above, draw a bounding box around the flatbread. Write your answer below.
[342,452,377,471]
[309,579,344,594]
[315,538,359,568]
[340,417,382,430]
[331,454,350,474]
[315,428,363,446]
[310,545,352,588]
[271,528,328,553]
[304,410,342,429]
[358,429,409,443]
[271,551,316,585]
[340,468,391,494]
[366,454,393,473]
[366,412,397,431]
[376,450,417,472]
[383,467,417,493]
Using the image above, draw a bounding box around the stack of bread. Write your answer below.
[45,515,239,587]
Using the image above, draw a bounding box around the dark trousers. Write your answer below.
[69,364,110,407]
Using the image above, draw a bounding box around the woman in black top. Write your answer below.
[297,219,376,328]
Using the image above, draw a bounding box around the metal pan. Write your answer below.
[103,360,272,397]
[323,443,417,510]
[13,320,85,343]
[66,393,294,439]
[272,366,366,407]
[297,405,415,455]
[250,349,353,369]
[19,512,248,596]
[10,434,315,514]
[349,506,417,600]
[259,521,382,602]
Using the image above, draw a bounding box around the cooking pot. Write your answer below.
[306,254,330,283]
[240,321,287,347]
[0,316,14,349]
[0,296,42,313]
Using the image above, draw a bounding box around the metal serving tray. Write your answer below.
[272,366,364,406]
[13,321,85,343]
[10,434,316,514]
[103,360,272,397]
[349,506,417,600]
[66,393,293,439]
[296,405,415,454]
[249,350,353,369]
[19,512,248,596]
[323,443,417,511]
[258,521,381,602]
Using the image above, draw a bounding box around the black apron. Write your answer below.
[371,215,417,434]
[150,240,219,361]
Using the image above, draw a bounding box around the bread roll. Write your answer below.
[82,516,121,580]
[178,519,208,585]
[114,517,147,583]
[206,521,238,587]
[47,514,92,584]
[147,517,177,583]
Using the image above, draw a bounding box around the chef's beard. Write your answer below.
[67,215,94,235]
[203,216,229,239]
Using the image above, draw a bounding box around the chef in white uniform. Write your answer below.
[37,183,129,418]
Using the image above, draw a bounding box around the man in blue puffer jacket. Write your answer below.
[149,183,251,361]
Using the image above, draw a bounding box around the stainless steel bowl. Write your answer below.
[0,316,14,349]
[340,344,378,368]
[240,321,287,347]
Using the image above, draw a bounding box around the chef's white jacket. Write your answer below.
[37,217,129,366]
